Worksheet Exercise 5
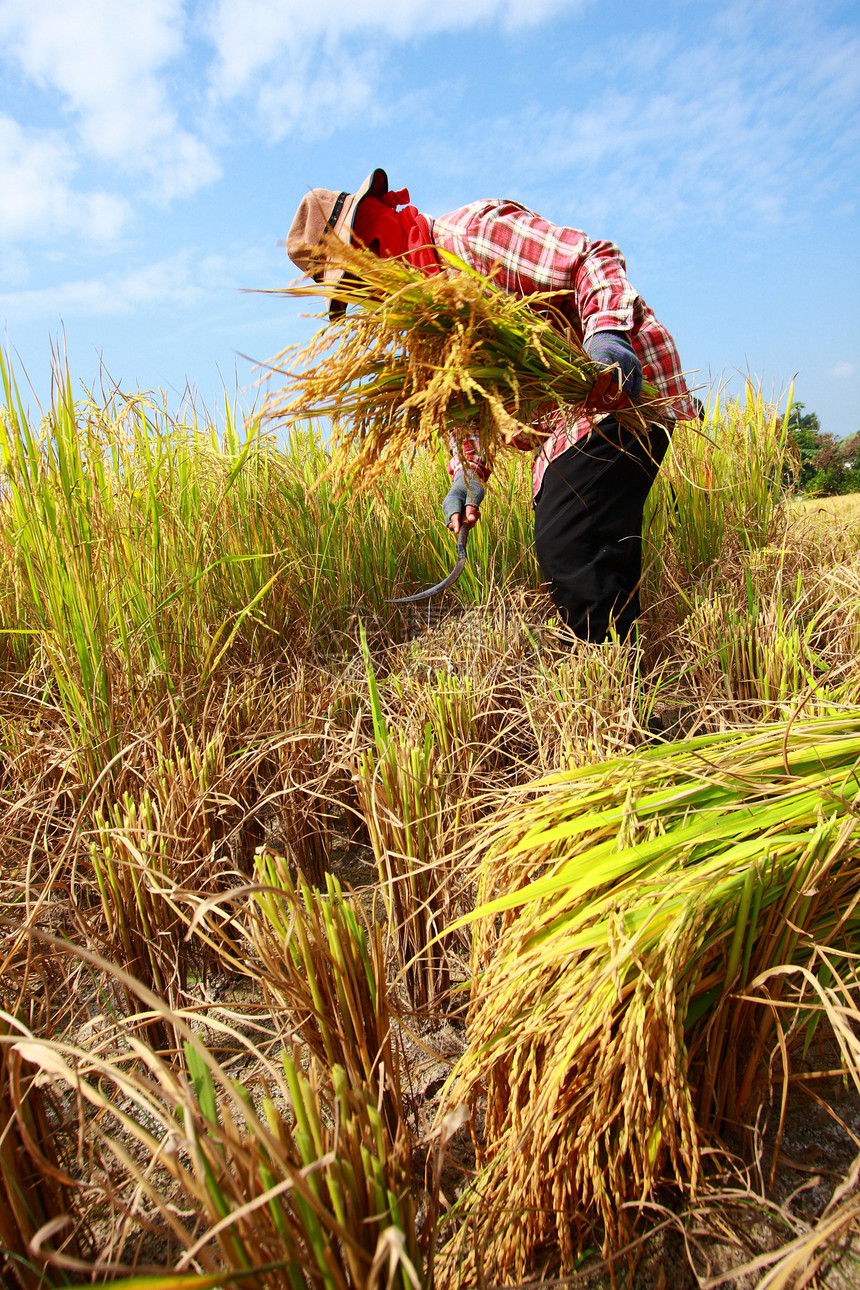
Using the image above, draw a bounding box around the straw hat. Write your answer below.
[286,168,388,285]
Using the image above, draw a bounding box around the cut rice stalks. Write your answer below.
[11,987,423,1289]
[261,240,670,492]
[439,716,860,1280]
[252,860,406,1144]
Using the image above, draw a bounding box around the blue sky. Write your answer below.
[1,0,858,436]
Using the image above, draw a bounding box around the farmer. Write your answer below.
[286,169,697,642]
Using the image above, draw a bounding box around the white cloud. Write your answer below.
[829,362,858,380]
[435,1,860,234]
[254,48,380,142]
[0,114,128,241]
[0,0,588,229]
[0,252,213,322]
[206,0,586,136]
[0,0,219,203]
[208,0,581,90]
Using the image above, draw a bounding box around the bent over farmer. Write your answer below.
[286,168,697,642]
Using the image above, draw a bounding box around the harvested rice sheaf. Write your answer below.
[262,240,668,491]
[440,717,860,1278]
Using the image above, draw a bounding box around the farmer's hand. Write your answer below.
[442,469,484,537]
[584,330,643,408]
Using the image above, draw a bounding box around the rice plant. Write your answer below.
[87,789,194,1053]
[353,628,472,1013]
[523,632,644,766]
[682,581,823,721]
[241,662,343,889]
[643,386,794,623]
[252,861,405,1142]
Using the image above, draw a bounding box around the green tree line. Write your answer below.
[788,403,860,496]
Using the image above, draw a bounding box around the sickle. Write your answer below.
[387,535,469,604]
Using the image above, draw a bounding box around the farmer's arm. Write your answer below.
[572,238,636,335]
[435,202,642,404]
[442,436,490,536]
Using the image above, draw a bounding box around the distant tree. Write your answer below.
[813,431,860,496]
[841,434,860,493]
[786,404,860,497]
[786,403,823,491]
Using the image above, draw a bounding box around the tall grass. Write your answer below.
[6,360,860,1288]
[645,384,793,600]
[0,354,536,776]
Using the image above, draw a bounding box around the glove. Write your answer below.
[442,469,485,527]
[584,330,643,402]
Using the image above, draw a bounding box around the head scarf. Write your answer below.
[352,187,440,276]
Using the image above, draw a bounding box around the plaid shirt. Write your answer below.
[431,199,697,500]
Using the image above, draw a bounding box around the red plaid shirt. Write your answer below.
[431,199,697,500]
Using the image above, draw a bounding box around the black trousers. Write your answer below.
[533,418,672,643]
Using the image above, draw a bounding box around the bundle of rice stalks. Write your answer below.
[440,716,860,1279]
[263,241,667,492]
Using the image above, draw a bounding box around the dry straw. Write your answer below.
[261,240,669,492]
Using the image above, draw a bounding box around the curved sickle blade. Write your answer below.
[387,538,468,604]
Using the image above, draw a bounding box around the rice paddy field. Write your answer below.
[3,354,860,1289]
